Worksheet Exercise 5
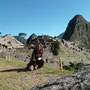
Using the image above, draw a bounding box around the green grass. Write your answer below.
[0,58,27,67]
[43,65,73,75]
[0,58,74,74]
[0,58,74,90]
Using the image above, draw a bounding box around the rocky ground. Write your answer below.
[30,65,90,90]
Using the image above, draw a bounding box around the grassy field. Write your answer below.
[0,58,73,90]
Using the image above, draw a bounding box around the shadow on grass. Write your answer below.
[0,68,29,72]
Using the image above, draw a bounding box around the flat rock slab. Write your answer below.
[30,66,90,90]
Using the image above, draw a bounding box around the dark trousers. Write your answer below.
[26,59,44,70]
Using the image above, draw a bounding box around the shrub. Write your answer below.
[63,62,84,71]
[76,63,84,70]
[51,42,60,55]
[70,62,77,69]
[63,65,75,71]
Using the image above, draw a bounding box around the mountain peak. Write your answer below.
[71,14,88,23]
[63,15,90,49]
[74,14,83,18]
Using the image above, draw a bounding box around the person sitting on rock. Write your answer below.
[26,42,44,71]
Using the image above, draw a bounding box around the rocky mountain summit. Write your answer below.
[30,66,90,90]
[63,15,90,49]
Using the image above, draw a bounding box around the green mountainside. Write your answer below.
[14,36,27,44]
[63,15,90,49]
[57,32,64,38]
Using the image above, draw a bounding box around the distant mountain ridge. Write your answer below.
[62,15,90,49]
[57,32,64,38]
[14,36,27,44]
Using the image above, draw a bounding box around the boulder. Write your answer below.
[30,66,90,90]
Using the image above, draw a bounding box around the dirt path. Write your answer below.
[0,60,60,90]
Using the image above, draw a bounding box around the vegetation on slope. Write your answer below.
[14,36,27,44]
[51,42,60,55]
[63,14,90,49]
[63,62,84,71]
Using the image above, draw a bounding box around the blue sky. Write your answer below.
[0,0,90,38]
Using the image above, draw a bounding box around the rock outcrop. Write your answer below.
[27,33,38,45]
[30,66,90,90]
[63,15,90,49]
